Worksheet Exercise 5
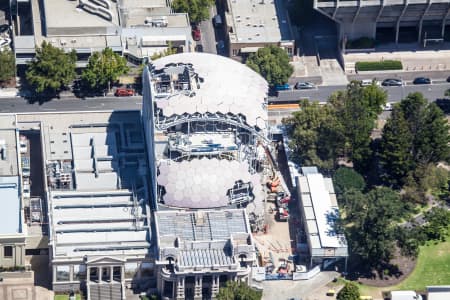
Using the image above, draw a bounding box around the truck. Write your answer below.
[21,156,30,177]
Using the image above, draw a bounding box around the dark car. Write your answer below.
[413,77,431,85]
[195,44,203,52]
[191,26,201,41]
[446,76,450,83]
[382,78,403,86]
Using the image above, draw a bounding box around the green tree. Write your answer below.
[415,103,450,164]
[26,41,76,93]
[0,49,15,84]
[172,0,215,24]
[379,107,414,186]
[422,207,450,241]
[330,82,381,171]
[216,281,262,300]
[81,47,129,92]
[246,45,293,86]
[337,282,360,300]
[349,187,404,267]
[333,167,366,196]
[283,99,343,171]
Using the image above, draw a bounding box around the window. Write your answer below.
[4,246,13,258]
[56,265,70,281]
[232,49,238,56]
[73,265,86,281]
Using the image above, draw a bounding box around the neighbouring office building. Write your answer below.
[11,0,192,65]
[314,0,450,43]
[0,115,26,269]
[223,0,294,59]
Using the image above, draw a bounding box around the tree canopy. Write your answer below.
[284,82,386,172]
[172,0,215,24]
[337,282,360,300]
[379,92,449,186]
[333,167,366,196]
[216,281,262,300]
[0,49,15,84]
[81,47,129,92]
[346,187,406,267]
[246,45,293,86]
[26,41,76,93]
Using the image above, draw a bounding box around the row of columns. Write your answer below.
[86,265,124,283]
[161,273,238,300]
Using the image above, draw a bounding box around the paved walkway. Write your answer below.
[262,271,339,300]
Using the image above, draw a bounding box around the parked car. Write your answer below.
[114,88,134,97]
[382,102,394,111]
[294,81,315,89]
[413,77,431,85]
[216,40,225,54]
[360,79,380,87]
[382,78,403,86]
[195,44,203,52]
[213,14,223,27]
[447,76,450,83]
[274,83,290,91]
[191,26,201,41]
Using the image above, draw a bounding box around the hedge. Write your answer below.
[355,60,403,71]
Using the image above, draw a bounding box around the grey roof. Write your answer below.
[0,176,21,235]
[157,158,263,209]
[227,0,292,44]
[0,124,18,177]
[298,172,348,251]
[155,209,249,242]
[71,131,119,191]
[179,247,233,267]
[50,191,150,258]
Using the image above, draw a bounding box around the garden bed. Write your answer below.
[356,60,403,72]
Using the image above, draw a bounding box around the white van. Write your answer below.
[213,14,223,27]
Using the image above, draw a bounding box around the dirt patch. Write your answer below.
[349,248,418,287]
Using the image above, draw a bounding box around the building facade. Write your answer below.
[314,0,450,43]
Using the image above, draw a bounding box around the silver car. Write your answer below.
[294,82,315,90]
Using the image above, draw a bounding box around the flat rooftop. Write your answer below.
[51,191,150,258]
[43,0,119,35]
[0,115,18,176]
[226,0,284,44]
[298,171,347,251]
[0,176,21,235]
[151,53,268,129]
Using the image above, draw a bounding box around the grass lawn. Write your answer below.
[54,294,81,300]
[393,237,450,291]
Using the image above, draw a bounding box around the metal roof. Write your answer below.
[151,53,268,129]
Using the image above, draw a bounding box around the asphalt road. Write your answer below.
[273,82,450,103]
[198,6,218,54]
[0,96,142,113]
